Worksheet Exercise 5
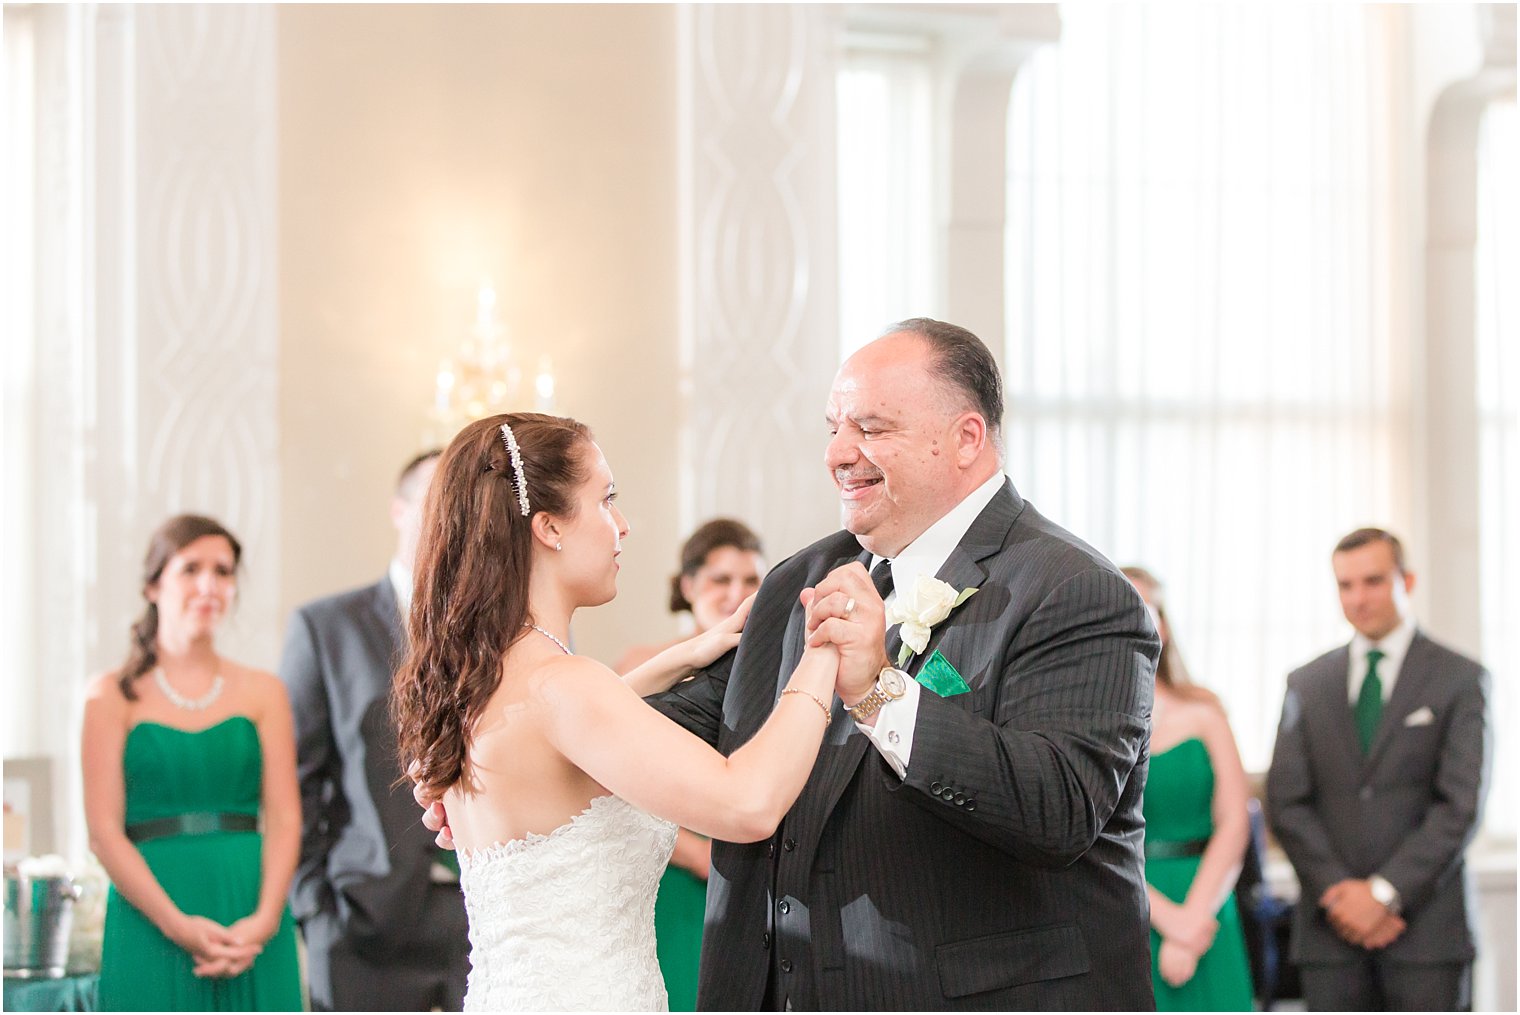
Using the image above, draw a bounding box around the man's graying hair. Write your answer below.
[886,318,1004,453]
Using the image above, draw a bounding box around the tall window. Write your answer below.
[3,4,38,756]
[1005,5,1394,770]
[1476,99,1516,834]
[836,34,935,358]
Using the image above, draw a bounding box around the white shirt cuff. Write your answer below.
[856,676,921,779]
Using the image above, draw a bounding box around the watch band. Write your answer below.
[846,668,907,722]
[846,685,893,722]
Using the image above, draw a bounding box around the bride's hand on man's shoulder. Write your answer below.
[685,592,754,668]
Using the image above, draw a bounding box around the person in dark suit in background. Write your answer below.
[646,319,1160,1009]
[281,450,469,1011]
[1267,527,1490,1011]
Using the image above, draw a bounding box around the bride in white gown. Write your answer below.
[392,413,840,1012]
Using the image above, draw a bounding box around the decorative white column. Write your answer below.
[21,3,278,859]
[677,4,846,559]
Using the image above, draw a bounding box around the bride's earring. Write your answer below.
[555,542,563,552]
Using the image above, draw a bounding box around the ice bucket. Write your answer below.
[3,869,81,978]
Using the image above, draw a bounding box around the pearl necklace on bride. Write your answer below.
[153,667,225,711]
[527,624,572,656]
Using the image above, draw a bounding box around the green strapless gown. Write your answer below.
[98,717,301,1011]
[1144,737,1254,1012]
[653,864,706,1011]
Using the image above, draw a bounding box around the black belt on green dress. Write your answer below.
[125,811,258,843]
[1145,837,1209,860]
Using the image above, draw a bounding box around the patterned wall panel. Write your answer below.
[680,5,844,560]
[134,4,279,668]
[18,4,277,859]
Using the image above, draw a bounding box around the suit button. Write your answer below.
[783,838,797,852]
[930,781,944,794]
[762,932,771,949]
[778,900,790,915]
[954,792,966,805]
[965,799,977,812]
[780,958,794,974]
[941,787,955,800]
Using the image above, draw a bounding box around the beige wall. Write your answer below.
[278,4,683,665]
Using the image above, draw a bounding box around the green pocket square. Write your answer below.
[916,649,971,697]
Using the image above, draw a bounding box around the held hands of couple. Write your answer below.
[1320,879,1407,949]
[801,563,890,705]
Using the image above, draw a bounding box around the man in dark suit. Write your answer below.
[1267,527,1490,1010]
[649,320,1159,1009]
[280,450,470,1011]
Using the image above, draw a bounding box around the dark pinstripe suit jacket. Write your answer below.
[1266,632,1490,965]
[652,480,1159,1010]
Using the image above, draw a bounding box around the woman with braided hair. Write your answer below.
[83,515,301,1010]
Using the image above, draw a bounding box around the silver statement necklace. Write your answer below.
[527,624,572,656]
[153,667,224,711]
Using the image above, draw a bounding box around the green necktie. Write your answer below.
[436,846,461,876]
[1356,648,1386,755]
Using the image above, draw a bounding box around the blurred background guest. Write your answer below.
[615,518,766,1012]
[1267,529,1490,1011]
[279,450,470,1011]
[82,515,302,1010]
[1124,566,1254,1011]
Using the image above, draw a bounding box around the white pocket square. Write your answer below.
[1404,706,1435,728]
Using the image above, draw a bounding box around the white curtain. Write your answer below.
[1476,99,1516,834]
[1004,4,1396,771]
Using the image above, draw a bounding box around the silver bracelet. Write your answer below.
[779,687,832,727]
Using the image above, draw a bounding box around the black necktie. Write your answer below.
[871,559,895,602]
[873,559,902,669]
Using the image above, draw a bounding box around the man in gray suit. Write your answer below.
[648,320,1159,1009]
[1267,527,1490,1010]
[281,450,469,1011]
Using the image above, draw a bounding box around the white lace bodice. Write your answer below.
[458,794,678,1012]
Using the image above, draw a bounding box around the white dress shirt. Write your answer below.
[855,472,1007,778]
[1347,616,1416,704]
[389,558,413,615]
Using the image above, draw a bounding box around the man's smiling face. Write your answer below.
[824,332,967,558]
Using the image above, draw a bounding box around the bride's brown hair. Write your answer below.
[393,412,593,799]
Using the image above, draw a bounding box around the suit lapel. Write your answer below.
[803,483,1019,838]
[1315,647,1366,776]
[1365,632,1433,769]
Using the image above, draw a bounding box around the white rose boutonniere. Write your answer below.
[884,574,978,667]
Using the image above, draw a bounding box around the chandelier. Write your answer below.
[430,283,556,441]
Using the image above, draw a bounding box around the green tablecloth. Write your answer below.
[3,971,99,1011]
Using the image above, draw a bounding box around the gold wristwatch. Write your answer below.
[846,666,909,722]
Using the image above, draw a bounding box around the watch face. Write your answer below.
[879,667,908,696]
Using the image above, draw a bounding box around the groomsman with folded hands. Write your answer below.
[1268,528,1490,1011]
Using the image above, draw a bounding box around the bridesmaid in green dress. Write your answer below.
[83,516,302,1011]
[1125,567,1255,1012]
[615,520,766,1011]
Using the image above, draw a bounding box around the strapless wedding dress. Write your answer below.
[458,794,678,1012]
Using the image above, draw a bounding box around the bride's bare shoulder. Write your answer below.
[529,655,628,713]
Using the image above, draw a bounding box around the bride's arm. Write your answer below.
[540,639,837,843]
[620,595,753,697]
